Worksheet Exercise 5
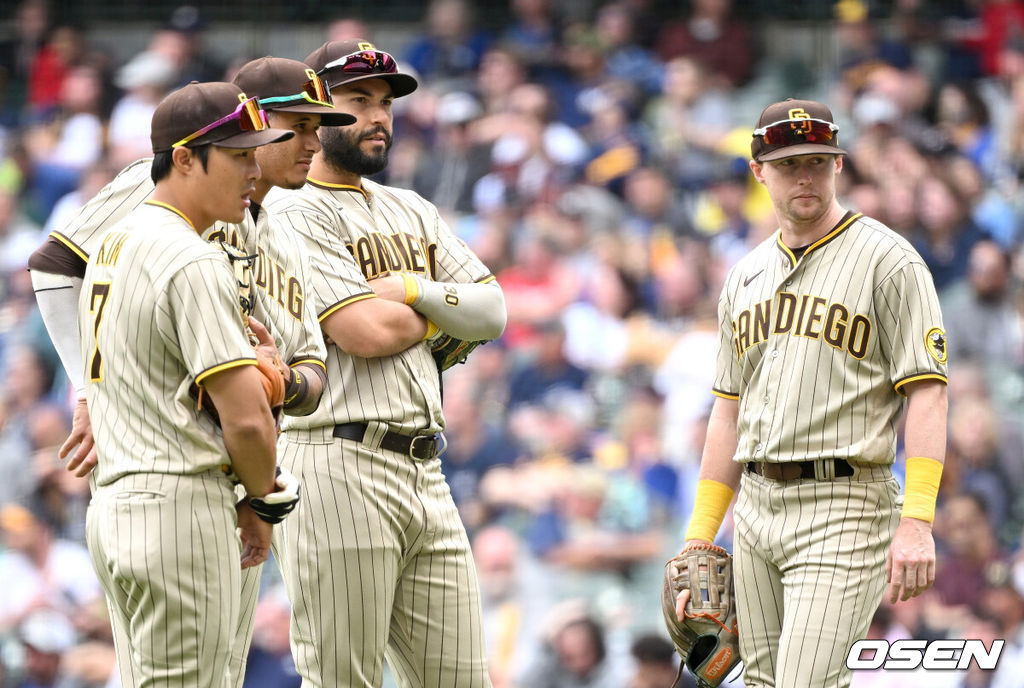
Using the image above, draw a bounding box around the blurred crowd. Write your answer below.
[2,0,1024,686]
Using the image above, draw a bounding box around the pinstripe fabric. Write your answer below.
[57,157,326,370]
[63,160,326,687]
[277,439,489,688]
[80,203,261,687]
[267,179,493,687]
[709,212,944,687]
[81,204,258,484]
[265,179,493,435]
[733,470,901,688]
[713,213,947,466]
[87,470,240,688]
[51,157,154,258]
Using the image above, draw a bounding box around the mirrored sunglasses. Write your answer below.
[321,49,398,76]
[172,96,269,148]
[257,71,334,109]
[753,118,838,147]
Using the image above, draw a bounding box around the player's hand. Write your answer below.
[237,500,273,569]
[886,517,936,604]
[367,273,408,304]
[674,538,713,621]
[59,398,98,477]
[248,316,289,374]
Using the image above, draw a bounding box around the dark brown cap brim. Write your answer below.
[324,72,418,98]
[756,143,847,162]
[212,127,295,149]
[269,103,355,126]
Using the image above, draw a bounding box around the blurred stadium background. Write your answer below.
[1,1,1023,686]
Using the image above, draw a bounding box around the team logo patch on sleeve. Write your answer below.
[925,327,947,364]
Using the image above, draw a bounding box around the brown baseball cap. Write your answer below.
[232,57,356,127]
[150,81,294,153]
[750,98,847,162]
[305,39,418,98]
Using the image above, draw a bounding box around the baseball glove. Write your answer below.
[662,543,741,688]
[429,333,486,372]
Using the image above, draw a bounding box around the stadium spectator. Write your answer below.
[0,502,101,635]
[654,0,754,88]
[404,0,490,88]
[910,172,989,290]
[106,50,177,168]
[518,608,627,688]
[941,239,1024,370]
[242,584,301,688]
[626,633,688,688]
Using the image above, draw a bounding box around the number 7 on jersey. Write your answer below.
[88,282,111,382]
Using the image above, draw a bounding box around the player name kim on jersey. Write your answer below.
[732,291,871,360]
[94,232,130,268]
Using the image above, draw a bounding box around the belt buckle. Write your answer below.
[408,434,437,461]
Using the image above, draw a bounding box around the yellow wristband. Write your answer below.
[684,479,735,543]
[401,273,420,306]
[902,456,943,523]
[423,319,439,341]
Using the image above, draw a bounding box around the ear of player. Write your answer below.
[662,543,742,687]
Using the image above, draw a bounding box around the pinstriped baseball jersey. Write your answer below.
[267,173,494,688]
[208,207,326,368]
[54,157,326,369]
[80,201,259,486]
[265,177,494,435]
[51,158,154,264]
[712,211,947,466]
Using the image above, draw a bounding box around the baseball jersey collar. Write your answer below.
[144,199,196,230]
[306,176,369,199]
[776,210,861,265]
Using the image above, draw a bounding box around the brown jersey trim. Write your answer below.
[318,292,376,322]
[776,211,862,266]
[711,388,740,400]
[288,357,327,371]
[477,274,497,284]
[49,232,90,260]
[893,373,948,396]
[28,235,88,277]
[194,358,257,386]
[306,176,368,198]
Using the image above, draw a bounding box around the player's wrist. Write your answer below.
[684,479,735,543]
[422,318,440,342]
[901,456,943,523]
[282,366,309,409]
[401,273,422,306]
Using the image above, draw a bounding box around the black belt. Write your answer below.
[332,423,439,461]
[746,459,854,481]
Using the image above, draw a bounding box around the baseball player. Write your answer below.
[30,57,353,475]
[264,39,506,688]
[674,99,948,687]
[79,81,293,687]
[29,58,354,686]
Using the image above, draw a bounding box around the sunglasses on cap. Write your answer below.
[320,49,398,76]
[257,70,334,109]
[172,95,269,148]
[753,118,838,147]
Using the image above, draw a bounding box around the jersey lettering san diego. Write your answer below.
[712,212,947,466]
